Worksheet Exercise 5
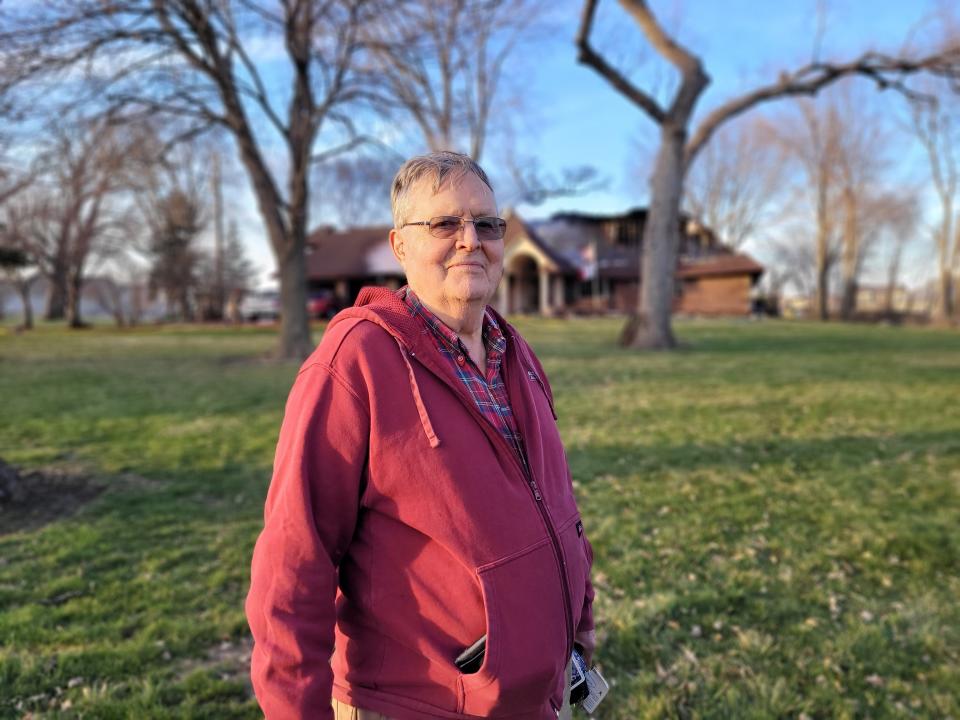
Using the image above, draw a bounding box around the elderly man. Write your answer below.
[246,152,596,720]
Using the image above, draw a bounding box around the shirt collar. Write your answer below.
[402,286,506,358]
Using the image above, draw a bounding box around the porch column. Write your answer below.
[539,268,550,315]
[551,275,564,312]
[496,273,509,314]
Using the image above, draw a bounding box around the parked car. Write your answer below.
[239,290,280,322]
[307,290,340,320]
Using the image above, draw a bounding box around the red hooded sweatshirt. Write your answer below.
[246,287,595,720]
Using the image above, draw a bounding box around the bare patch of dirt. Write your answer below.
[0,462,105,536]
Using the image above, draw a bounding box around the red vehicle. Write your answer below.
[307,290,340,320]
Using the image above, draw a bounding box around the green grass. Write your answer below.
[1,319,958,718]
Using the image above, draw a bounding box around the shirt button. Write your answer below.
[456,355,465,365]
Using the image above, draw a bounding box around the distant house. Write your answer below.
[305,225,404,304]
[305,208,764,316]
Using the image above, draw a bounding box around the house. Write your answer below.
[305,208,764,316]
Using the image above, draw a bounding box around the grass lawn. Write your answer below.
[0,318,958,719]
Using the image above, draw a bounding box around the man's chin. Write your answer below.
[448,281,493,305]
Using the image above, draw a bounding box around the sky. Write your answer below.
[218,0,949,290]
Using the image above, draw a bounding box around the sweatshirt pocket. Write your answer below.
[557,512,589,633]
[458,537,568,716]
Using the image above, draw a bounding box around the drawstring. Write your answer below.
[394,338,441,448]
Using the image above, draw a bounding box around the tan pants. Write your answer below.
[557,658,574,720]
[331,697,394,720]
[331,661,574,719]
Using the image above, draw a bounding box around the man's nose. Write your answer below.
[456,220,481,251]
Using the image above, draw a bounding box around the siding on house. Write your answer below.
[677,275,753,315]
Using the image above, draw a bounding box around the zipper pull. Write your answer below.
[529,480,542,501]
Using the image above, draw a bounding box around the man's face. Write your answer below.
[390,171,504,315]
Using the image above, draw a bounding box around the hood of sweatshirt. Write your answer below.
[326,285,553,451]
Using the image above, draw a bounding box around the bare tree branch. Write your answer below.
[686,49,958,167]
[367,0,543,161]
[575,0,665,123]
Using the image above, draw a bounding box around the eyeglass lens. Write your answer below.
[428,216,506,240]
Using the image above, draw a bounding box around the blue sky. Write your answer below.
[238,0,947,288]
[518,0,940,213]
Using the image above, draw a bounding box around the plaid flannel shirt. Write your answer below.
[403,287,526,466]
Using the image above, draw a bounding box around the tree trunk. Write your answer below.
[952,220,960,324]
[622,125,684,349]
[839,190,858,321]
[954,271,960,323]
[814,242,829,321]
[178,287,192,322]
[935,267,953,325]
[227,106,311,359]
[110,285,126,328]
[815,262,830,320]
[130,283,144,327]
[17,278,34,330]
[885,247,902,317]
[65,268,85,328]
[840,278,857,320]
[807,138,834,322]
[45,262,67,320]
[278,243,312,358]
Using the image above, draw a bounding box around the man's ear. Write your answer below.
[389,228,405,266]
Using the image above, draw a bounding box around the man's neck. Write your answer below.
[420,297,486,346]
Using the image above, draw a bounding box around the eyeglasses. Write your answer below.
[401,215,507,241]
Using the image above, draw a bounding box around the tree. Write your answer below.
[769,231,819,304]
[877,192,920,317]
[26,121,130,328]
[0,214,38,330]
[778,87,892,321]
[1,1,378,359]
[832,88,896,320]
[683,117,787,251]
[312,154,398,229]
[90,274,132,328]
[910,88,959,324]
[0,81,32,208]
[196,220,254,321]
[147,189,205,321]
[366,0,543,161]
[222,222,254,323]
[576,0,960,348]
[0,159,32,209]
[775,98,843,320]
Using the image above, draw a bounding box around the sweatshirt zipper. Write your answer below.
[404,343,576,665]
[515,443,575,665]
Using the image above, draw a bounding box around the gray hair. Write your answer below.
[390,151,495,228]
